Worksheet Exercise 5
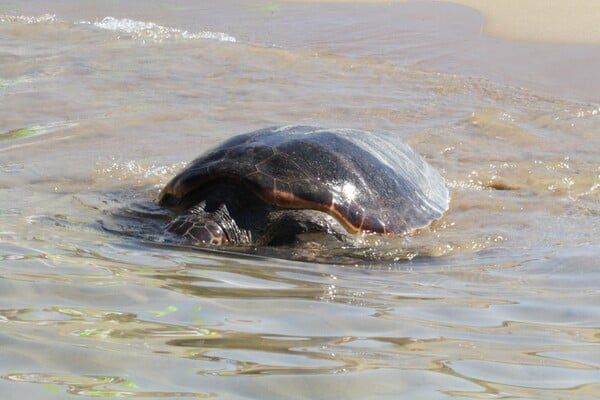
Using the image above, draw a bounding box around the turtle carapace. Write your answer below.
[158,126,449,246]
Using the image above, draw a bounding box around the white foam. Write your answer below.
[1,14,237,43]
[0,14,57,24]
[81,16,237,43]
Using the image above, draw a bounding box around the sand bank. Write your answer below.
[283,0,600,45]
[451,0,600,44]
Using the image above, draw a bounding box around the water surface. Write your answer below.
[1,1,599,399]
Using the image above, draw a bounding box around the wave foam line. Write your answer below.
[0,14,57,24]
[81,16,237,43]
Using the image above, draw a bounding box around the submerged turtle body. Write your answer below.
[159,126,449,246]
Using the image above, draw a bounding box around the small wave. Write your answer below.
[0,14,57,24]
[80,16,237,43]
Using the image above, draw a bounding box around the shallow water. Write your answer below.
[1,1,599,399]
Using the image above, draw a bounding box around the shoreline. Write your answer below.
[283,0,600,45]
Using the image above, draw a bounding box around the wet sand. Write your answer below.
[451,0,600,44]
[287,0,600,44]
[280,0,600,101]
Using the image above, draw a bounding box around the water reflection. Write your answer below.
[1,2,599,398]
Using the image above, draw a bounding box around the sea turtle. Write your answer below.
[158,126,449,247]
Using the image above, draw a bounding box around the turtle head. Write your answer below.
[165,201,251,246]
[161,181,352,247]
[165,199,352,247]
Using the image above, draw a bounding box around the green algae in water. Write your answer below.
[149,305,177,317]
[0,126,45,141]
[0,121,78,141]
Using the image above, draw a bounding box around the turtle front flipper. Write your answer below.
[165,202,251,245]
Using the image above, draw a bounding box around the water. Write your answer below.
[1,1,599,399]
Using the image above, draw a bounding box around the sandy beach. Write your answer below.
[285,0,600,44]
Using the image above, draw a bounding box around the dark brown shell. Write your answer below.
[159,126,449,235]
